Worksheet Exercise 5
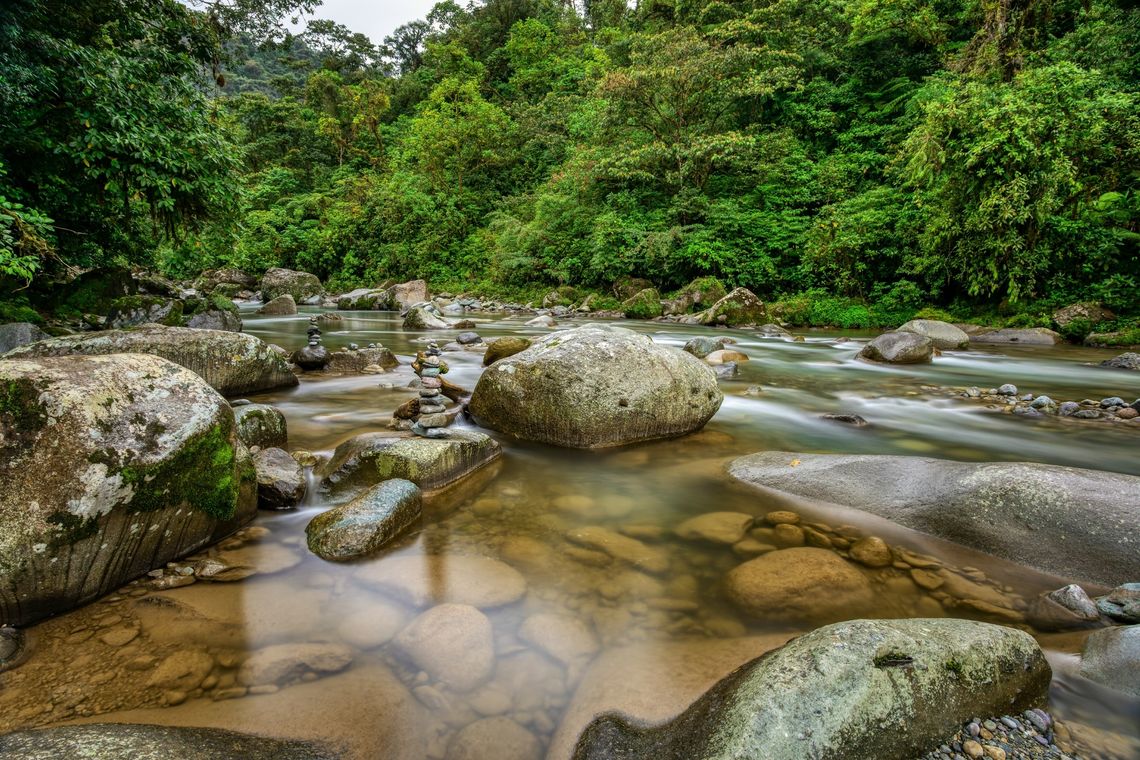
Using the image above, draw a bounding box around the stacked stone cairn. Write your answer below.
[291,316,331,370]
[411,342,453,438]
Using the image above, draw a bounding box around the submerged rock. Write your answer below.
[858,331,933,363]
[727,452,1140,586]
[354,554,527,609]
[572,618,1050,760]
[0,354,256,626]
[5,324,298,395]
[897,319,969,349]
[469,324,722,449]
[237,642,354,687]
[253,447,306,510]
[318,430,502,494]
[306,479,422,561]
[447,717,542,760]
[1079,625,1140,698]
[725,547,874,622]
[234,403,288,449]
[393,603,494,692]
[0,724,338,760]
[260,268,323,303]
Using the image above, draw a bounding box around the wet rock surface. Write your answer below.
[0,322,49,355]
[306,479,422,561]
[0,724,339,759]
[234,403,288,449]
[898,319,970,350]
[253,448,306,510]
[859,331,935,363]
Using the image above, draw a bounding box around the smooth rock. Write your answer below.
[306,479,422,560]
[260,268,323,303]
[1079,625,1140,697]
[728,452,1140,586]
[237,643,353,687]
[725,547,874,622]
[704,349,748,365]
[403,305,451,330]
[970,328,1062,345]
[355,554,527,608]
[318,430,502,494]
[0,725,337,760]
[518,613,600,667]
[682,337,725,359]
[0,322,49,355]
[258,294,297,316]
[565,526,669,574]
[859,332,934,364]
[483,336,532,366]
[1096,583,1140,623]
[393,603,494,692]
[447,717,541,760]
[674,512,753,545]
[897,319,970,350]
[253,447,306,509]
[849,536,892,567]
[693,287,766,326]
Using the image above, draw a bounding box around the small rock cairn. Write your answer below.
[411,342,453,438]
[292,316,331,370]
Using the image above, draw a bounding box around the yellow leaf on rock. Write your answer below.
[790,459,801,467]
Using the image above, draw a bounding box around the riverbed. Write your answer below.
[2,308,1138,758]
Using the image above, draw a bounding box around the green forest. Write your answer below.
[2,0,1138,333]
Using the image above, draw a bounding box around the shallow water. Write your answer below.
[2,308,1138,758]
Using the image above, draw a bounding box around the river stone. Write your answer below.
[447,717,542,760]
[258,294,297,316]
[195,267,257,293]
[704,349,748,365]
[970,328,1062,345]
[727,452,1140,586]
[403,305,451,329]
[859,332,934,363]
[674,512,753,544]
[325,346,399,373]
[186,307,242,332]
[518,612,600,667]
[260,268,323,303]
[394,603,494,692]
[1079,625,1140,698]
[849,536,893,567]
[253,447,306,510]
[1026,584,1102,631]
[291,343,330,370]
[147,650,216,691]
[724,547,875,622]
[483,336,532,366]
[897,319,970,349]
[355,554,527,608]
[0,354,257,626]
[566,526,670,574]
[234,403,288,449]
[0,725,337,760]
[5,324,298,395]
[237,642,354,687]
[334,598,410,649]
[0,322,49,355]
[1100,352,1140,371]
[318,430,502,494]
[695,287,766,326]
[306,479,422,560]
[389,280,428,310]
[572,619,1050,760]
[469,325,722,449]
[1096,583,1140,623]
[682,337,725,359]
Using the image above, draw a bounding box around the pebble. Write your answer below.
[764,510,800,525]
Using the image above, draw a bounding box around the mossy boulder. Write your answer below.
[0,353,257,626]
[672,277,727,314]
[468,325,723,449]
[306,479,422,561]
[694,287,766,327]
[622,288,663,319]
[542,286,580,309]
[318,431,503,495]
[194,268,257,294]
[403,305,451,330]
[483,337,532,366]
[573,619,1049,760]
[186,293,242,332]
[234,403,288,449]
[337,289,390,311]
[260,268,323,303]
[613,277,654,300]
[258,294,298,316]
[104,295,183,329]
[5,324,298,396]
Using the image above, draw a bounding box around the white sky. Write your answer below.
[298,0,440,43]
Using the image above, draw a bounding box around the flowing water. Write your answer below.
[2,308,1139,758]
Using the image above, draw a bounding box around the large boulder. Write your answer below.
[1100,352,1140,371]
[622,288,663,319]
[1079,625,1140,698]
[336,288,389,310]
[253,447,306,510]
[324,347,399,373]
[896,319,969,350]
[613,277,654,300]
[1053,302,1114,329]
[0,354,257,626]
[258,294,297,316]
[858,331,933,363]
[306,479,422,561]
[5,324,298,396]
[694,287,766,326]
[0,724,337,760]
[104,295,182,329]
[468,325,722,449]
[233,404,288,449]
[388,279,428,309]
[403,304,451,330]
[0,322,49,355]
[970,328,1062,345]
[318,431,503,494]
[259,268,323,303]
[727,452,1140,586]
[672,277,727,314]
[724,547,875,622]
[186,308,242,332]
[573,619,1050,760]
[194,268,257,293]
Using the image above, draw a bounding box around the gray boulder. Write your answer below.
[573,618,1050,760]
[1097,583,1140,624]
[5,324,298,396]
[971,328,1062,345]
[325,347,399,373]
[0,724,337,760]
[1101,352,1140,371]
[318,431,502,494]
[104,295,180,329]
[234,403,288,449]
[403,304,451,330]
[306,479,422,560]
[727,452,1140,586]
[692,287,766,326]
[389,279,428,310]
[897,319,969,349]
[1079,625,1140,698]
[260,268,323,302]
[1053,301,1114,329]
[0,354,257,626]
[258,294,298,316]
[858,331,933,363]
[682,336,725,359]
[0,322,49,355]
[254,447,306,510]
[469,325,722,449]
[194,268,257,293]
[187,308,242,332]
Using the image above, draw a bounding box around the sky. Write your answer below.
[297,0,439,43]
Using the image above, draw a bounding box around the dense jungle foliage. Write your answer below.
[2,0,1139,327]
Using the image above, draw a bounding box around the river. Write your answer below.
[1,307,1138,758]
